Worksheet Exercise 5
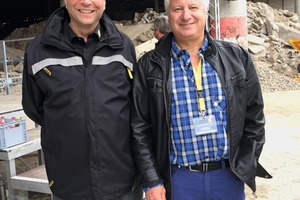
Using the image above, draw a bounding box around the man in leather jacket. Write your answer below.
[131,0,272,199]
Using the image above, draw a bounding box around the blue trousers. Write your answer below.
[171,160,245,200]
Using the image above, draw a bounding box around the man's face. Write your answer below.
[168,0,207,42]
[64,0,106,31]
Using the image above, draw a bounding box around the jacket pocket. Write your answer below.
[230,71,249,89]
[147,77,163,93]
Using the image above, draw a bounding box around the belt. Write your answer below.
[174,160,230,172]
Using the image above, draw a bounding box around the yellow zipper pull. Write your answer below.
[43,67,52,76]
[127,68,133,79]
[49,180,54,187]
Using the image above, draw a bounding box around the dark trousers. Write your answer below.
[53,187,143,200]
[171,160,245,200]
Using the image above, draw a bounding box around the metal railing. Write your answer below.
[0,37,34,95]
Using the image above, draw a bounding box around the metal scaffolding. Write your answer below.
[208,0,220,40]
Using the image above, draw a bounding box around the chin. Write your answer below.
[179,33,196,38]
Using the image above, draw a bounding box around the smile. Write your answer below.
[78,9,94,13]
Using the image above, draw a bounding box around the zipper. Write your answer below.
[152,55,173,199]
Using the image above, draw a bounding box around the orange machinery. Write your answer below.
[288,39,300,81]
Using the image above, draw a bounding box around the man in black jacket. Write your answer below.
[131,0,272,199]
[22,0,142,199]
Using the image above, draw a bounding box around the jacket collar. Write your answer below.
[153,33,173,60]
[99,12,124,47]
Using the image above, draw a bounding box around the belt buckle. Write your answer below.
[188,163,209,172]
[188,166,199,172]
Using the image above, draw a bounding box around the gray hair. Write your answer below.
[153,15,171,34]
[164,0,210,14]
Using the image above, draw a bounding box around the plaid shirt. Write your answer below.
[170,35,229,166]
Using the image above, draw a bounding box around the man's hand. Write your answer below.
[145,185,166,200]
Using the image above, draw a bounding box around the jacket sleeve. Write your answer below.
[239,47,271,178]
[22,49,44,126]
[244,48,266,155]
[131,55,164,188]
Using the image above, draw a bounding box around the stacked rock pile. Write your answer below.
[246,1,300,92]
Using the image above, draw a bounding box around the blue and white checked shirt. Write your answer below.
[170,35,229,166]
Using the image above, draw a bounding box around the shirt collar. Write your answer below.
[171,33,209,58]
[63,21,101,44]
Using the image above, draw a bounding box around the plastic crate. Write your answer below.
[0,119,28,149]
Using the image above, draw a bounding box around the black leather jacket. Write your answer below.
[132,33,272,200]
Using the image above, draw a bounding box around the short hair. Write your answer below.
[164,0,210,14]
[153,15,171,35]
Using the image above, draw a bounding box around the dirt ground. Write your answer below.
[1,88,300,199]
[245,90,300,200]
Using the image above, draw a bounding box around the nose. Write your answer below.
[80,0,92,4]
[182,8,191,20]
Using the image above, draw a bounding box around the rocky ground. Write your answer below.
[1,2,300,200]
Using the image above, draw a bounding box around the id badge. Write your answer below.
[193,115,218,136]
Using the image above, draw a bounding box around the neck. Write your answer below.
[177,40,203,55]
[175,36,205,56]
[175,35,205,69]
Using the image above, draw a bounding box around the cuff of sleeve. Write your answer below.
[143,183,164,192]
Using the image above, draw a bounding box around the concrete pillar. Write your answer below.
[210,0,248,49]
[295,0,300,17]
